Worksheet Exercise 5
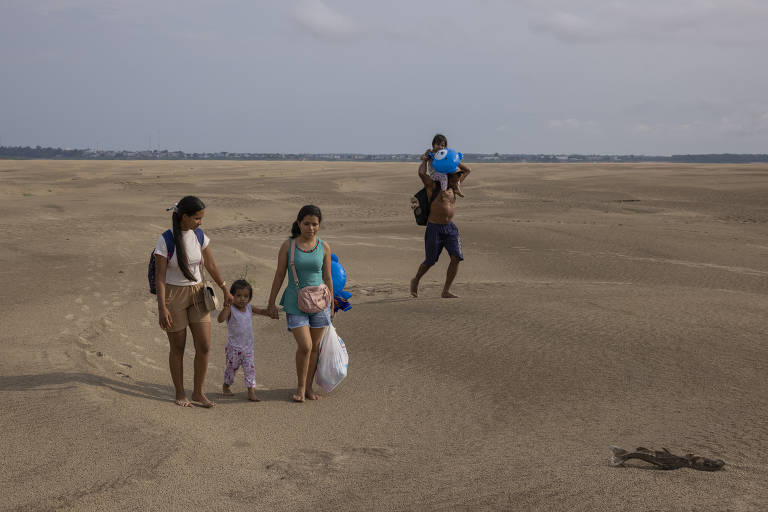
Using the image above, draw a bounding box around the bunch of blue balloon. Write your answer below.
[331,253,352,312]
[429,148,464,174]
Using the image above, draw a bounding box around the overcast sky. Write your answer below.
[2,0,768,154]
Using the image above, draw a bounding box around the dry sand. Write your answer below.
[1,160,767,511]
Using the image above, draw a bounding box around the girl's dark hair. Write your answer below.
[432,133,447,147]
[171,195,206,281]
[290,205,322,238]
[229,279,252,300]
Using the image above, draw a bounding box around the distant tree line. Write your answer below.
[2,145,768,163]
[669,154,768,163]
[0,145,90,159]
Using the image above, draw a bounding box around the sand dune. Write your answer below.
[1,160,767,511]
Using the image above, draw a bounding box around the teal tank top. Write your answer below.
[280,238,325,316]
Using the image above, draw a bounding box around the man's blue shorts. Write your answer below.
[423,221,464,266]
[286,306,332,331]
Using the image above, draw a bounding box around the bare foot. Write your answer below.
[174,398,195,408]
[454,184,464,198]
[292,394,305,403]
[441,291,460,298]
[247,388,261,402]
[222,385,234,397]
[190,392,216,408]
[305,391,322,400]
[410,277,419,298]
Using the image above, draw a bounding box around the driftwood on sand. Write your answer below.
[610,446,725,471]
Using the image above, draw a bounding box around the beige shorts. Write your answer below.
[163,282,210,332]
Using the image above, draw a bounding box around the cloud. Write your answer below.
[530,11,612,43]
[293,0,362,42]
[718,109,768,136]
[550,118,595,130]
[629,103,768,140]
[527,0,768,44]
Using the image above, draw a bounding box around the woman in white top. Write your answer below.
[154,195,233,408]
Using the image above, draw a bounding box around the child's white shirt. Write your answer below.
[227,304,254,351]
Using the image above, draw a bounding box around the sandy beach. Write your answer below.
[1,160,767,511]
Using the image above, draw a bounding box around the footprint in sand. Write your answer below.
[65,313,75,320]
[265,447,394,477]
[135,358,163,371]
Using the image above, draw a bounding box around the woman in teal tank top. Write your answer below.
[267,205,334,403]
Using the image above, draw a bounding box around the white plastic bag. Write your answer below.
[315,324,348,392]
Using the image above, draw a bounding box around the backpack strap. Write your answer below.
[162,230,175,259]
[429,186,441,204]
[194,228,204,246]
[161,228,204,261]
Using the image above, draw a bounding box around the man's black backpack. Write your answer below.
[148,228,204,294]
[413,186,441,225]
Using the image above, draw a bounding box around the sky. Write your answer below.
[2,0,768,154]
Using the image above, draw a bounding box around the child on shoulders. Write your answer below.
[421,133,471,198]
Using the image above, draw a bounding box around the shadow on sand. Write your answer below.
[0,372,302,405]
[215,387,306,404]
[0,371,175,404]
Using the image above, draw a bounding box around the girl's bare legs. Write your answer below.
[304,327,325,400]
[167,329,192,407]
[189,321,215,407]
[291,326,312,402]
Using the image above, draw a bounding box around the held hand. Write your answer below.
[267,303,280,319]
[158,306,173,330]
[223,290,234,307]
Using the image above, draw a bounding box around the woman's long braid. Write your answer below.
[171,195,206,282]
[172,210,196,281]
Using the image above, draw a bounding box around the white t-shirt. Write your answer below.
[154,230,211,286]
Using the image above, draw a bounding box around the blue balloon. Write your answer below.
[330,254,347,293]
[431,148,463,174]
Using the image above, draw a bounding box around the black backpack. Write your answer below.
[148,228,204,294]
[413,186,441,225]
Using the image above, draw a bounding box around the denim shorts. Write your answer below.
[286,306,332,331]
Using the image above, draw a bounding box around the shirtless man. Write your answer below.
[410,153,470,298]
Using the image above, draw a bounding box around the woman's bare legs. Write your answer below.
[291,325,312,402]
[167,329,193,407]
[304,327,325,400]
[189,321,215,407]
